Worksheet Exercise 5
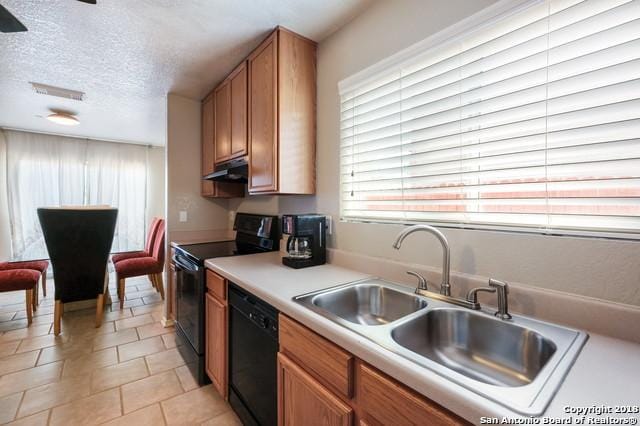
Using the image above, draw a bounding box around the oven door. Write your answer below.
[174,252,205,354]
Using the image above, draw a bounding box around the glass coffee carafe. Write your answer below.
[286,236,312,259]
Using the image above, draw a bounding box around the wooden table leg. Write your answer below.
[54,300,62,335]
[96,294,104,328]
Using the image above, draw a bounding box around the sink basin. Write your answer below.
[391,309,556,387]
[308,282,427,325]
[294,277,588,415]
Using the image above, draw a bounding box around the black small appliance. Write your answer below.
[281,214,326,269]
[172,213,279,386]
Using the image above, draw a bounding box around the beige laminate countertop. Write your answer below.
[205,251,640,425]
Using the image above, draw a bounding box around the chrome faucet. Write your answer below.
[406,271,428,293]
[392,225,513,320]
[392,225,451,296]
[465,279,512,320]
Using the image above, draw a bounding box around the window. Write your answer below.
[339,0,640,237]
[4,130,148,260]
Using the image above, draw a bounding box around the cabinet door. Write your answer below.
[248,33,278,193]
[202,94,215,176]
[205,292,227,398]
[201,180,215,198]
[230,62,248,159]
[278,353,352,426]
[215,80,232,164]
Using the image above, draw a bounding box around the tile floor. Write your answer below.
[0,275,241,425]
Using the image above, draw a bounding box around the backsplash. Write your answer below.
[328,248,640,344]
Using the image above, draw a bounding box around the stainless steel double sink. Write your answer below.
[294,278,588,415]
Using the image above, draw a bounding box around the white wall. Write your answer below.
[232,0,640,307]
[166,94,229,234]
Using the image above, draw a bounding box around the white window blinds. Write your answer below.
[339,0,640,237]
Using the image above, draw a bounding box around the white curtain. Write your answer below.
[86,141,147,253]
[4,130,148,260]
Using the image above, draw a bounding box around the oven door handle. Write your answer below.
[173,253,200,272]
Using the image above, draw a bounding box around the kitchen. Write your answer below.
[1,0,639,425]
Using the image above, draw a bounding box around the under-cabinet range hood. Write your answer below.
[204,157,248,183]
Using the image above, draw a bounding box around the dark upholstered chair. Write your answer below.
[111,217,161,264]
[114,219,165,307]
[38,207,118,335]
[0,260,49,307]
[0,269,40,325]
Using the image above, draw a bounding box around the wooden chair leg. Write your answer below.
[25,289,33,325]
[96,294,104,328]
[42,271,47,297]
[32,284,38,311]
[156,273,165,300]
[118,278,125,309]
[148,274,157,289]
[54,300,62,335]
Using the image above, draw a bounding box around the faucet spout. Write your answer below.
[392,225,451,296]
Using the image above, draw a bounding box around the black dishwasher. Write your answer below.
[228,283,279,426]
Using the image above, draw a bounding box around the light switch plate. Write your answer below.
[179,210,188,222]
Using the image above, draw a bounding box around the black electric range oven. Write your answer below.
[172,213,279,386]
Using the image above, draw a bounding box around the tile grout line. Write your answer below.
[11,390,27,423]
[118,384,124,418]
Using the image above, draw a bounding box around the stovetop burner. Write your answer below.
[175,240,273,266]
[177,241,238,262]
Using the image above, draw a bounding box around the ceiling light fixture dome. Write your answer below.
[46,112,79,126]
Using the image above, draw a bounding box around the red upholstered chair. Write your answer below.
[0,269,40,325]
[111,218,161,264]
[0,260,49,307]
[114,220,165,308]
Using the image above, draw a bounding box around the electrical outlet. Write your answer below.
[325,215,332,235]
[179,210,188,223]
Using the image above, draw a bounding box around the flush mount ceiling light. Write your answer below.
[46,112,80,126]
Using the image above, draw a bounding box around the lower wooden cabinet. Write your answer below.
[205,280,228,399]
[277,353,353,426]
[359,362,464,426]
[278,315,467,426]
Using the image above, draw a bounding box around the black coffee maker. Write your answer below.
[282,214,326,269]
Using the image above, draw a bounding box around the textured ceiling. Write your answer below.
[0,0,372,145]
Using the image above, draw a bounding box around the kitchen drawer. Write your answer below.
[358,362,466,426]
[279,314,354,400]
[206,269,226,301]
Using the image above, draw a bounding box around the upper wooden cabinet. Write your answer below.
[214,80,231,163]
[248,28,316,195]
[202,93,215,178]
[215,62,248,165]
[201,92,244,199]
